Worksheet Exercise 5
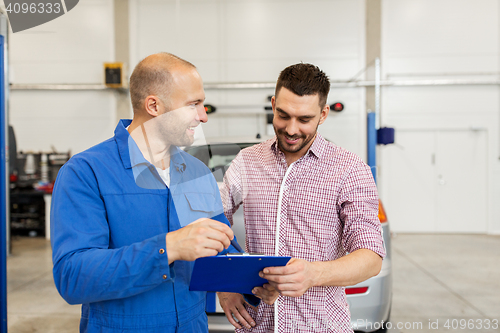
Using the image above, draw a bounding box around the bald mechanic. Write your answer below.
[51,53,239,332]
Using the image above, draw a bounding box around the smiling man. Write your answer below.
[219,63,386,333]
[51,53,239,333]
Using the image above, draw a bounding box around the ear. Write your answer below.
[144,95,161,117]
[271,95,276,113]
[318,104,330,125]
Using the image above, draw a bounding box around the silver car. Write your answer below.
[184,137,392,333]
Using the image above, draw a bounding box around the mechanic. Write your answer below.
[51,52,239,333]
[218,63,386,333]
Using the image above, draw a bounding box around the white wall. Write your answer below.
[7,0,116,154]
[379,0,500,234]
[6,0,369,158]
[5,0,499,233]
[129,0,368,157]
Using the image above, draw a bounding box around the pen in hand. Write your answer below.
[230,238,244,253]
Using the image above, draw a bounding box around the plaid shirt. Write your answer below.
[221,134,386,333]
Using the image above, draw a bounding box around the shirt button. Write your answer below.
[159,248,165,254]
[162,274,167,279]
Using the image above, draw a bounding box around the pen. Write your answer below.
[230,238,244,253]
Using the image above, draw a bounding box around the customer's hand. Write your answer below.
[218,292,256,330]
[260,258,319,298]
[166,218,234,263]
[252,283,279,305]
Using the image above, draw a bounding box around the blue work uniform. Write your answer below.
[51,119,237,333]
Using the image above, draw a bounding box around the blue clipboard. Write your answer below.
[189,254,291,294]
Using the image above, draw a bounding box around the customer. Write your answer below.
[51,52,238,333]
[218,63,386,333]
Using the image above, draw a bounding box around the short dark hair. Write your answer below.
[129,53,196,112]
[275,63,330,107]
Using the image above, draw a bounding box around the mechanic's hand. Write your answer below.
[259,258,319,298]
[166,218,234,263]
[218,292,256,329]
[252,283,279,305]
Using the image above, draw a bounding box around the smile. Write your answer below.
[284,135,300,144]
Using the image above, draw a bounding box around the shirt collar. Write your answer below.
[115,119,134,169]
[115,119,188,173]
[169,146,188,174]
[308,132,327,159]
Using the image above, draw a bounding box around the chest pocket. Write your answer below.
[185,192,216,212]
[174,192,216,227]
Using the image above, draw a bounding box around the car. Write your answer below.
[184,136,392,333]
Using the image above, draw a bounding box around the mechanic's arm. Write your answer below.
[51,159,233,305]
[166,218,234,264]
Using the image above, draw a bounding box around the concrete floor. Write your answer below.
[5,234,500,333]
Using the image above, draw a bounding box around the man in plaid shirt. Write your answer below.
[218,63,386,333]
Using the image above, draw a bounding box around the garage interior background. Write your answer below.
[5,0,500,235]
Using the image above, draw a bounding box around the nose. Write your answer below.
[285,119,300,136]
[196,104,208,123]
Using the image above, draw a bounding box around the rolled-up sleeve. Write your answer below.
[220,154,244,226]
[338,161,386,258]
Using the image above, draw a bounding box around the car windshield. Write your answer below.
[184,142,257,182]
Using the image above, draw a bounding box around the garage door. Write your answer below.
[380,129,488,233]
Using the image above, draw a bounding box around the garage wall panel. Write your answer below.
[130,0,367,156]
[130,0,221,82]
[382,0,499,76]
[225,0,362,60]
[224,0,364,82]
[492,172,500,234]
[435,130,488,233]
[379,131,436,232]
[10,91,117,154]
[382,85,497,121]
[8,0,117,155]
[9,0,115,84]
[318,87,366,157]
[380,0,500,234]
[381,130,488,233]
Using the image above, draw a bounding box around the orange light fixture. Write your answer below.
[378,200,387,223]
